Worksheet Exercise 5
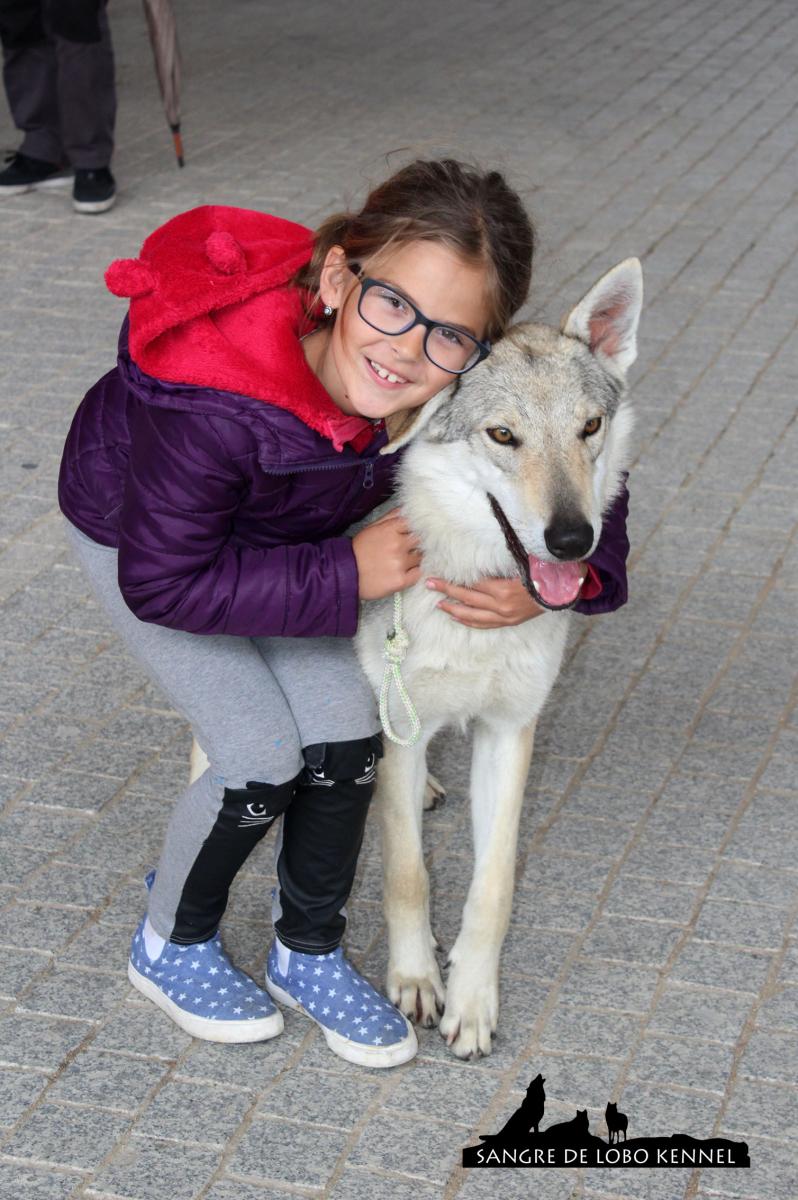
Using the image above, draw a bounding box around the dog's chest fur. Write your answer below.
[356,574,570,732]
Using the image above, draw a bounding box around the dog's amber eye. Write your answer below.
[583,417,602,437]
[487,427,518,446]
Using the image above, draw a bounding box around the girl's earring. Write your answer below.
[323,304,335,317]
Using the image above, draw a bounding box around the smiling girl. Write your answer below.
[58,159,629,1068]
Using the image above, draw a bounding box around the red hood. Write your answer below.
[104,205,375,451]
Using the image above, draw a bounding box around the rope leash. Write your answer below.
[379,592,421,746]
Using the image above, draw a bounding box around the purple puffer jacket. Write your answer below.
[58,329,630,638]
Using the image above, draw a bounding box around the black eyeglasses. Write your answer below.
[349,263,490,374]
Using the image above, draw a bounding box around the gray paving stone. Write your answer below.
[228,1114,350,1189]
[629,1034,735,1095]
[0,945,51,1000]
[604,876,700,925]
[692,898,791,949]
[3,1101,130,1171]
[699,1134,794,1199]
[707,861,798,908]
[18,862,123,909]
[757,984,798,1032]
[58,920,133,973]
[0,901,93,952]
[16,965,128,1021]
[48,1050,168,1112]
[135,1078,253,1146]
[256,1066,380,1129]
[722,1077,798,1142]
[92,1001,192,1060]
[382,1060,499,1127]
[558,959,660,1014]
[174,1032,305,1091]
[0,1013,92,1070]
[738,1028,798,1086]
[670,940,774,994]
[621,839,717,885]
[648,984,753,1044]
[0,1164,78,1200]
[0,841,54,888]
[0,1067,48,1127]
[328,1169,441,1200]
[582,917,684,966]
[86,1137,221,1200]
[348,1110,464,1184]
[541,1004,642,1059]
[517,851,612,897]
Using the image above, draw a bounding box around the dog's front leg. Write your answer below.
[440,718,535,1059]
[380,737,446,1027]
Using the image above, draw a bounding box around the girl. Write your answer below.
[58,159,630,1069]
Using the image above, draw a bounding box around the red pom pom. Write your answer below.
[205,231,246,274]
[105,258,156,298]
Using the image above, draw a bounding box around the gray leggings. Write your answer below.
[66,520,379,943]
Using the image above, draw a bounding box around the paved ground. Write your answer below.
[1,0,796,1196]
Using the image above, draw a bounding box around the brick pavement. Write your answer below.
[0,0,796,1197]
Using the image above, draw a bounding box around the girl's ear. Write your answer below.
[380,383,458,454]
[562,258,643,376]
[319,245,352,309]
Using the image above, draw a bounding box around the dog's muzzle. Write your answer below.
[487,493,584,611]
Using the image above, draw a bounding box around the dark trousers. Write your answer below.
[0,0,115,168]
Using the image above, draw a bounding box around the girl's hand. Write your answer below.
[352,508,423,600]
[426,565,588,629]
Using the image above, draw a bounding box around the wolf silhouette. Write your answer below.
[481,1073,546,1142]
[605,1101,628,1144]
[543,1109,591,1145]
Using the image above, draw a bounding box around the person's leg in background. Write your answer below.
[46,0,116,212]
[0,0,72,193]
[0,1,116,209]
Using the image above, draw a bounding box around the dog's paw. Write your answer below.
[439,962,499,1059]
[423,772,447,811]
[387,956,446,1028]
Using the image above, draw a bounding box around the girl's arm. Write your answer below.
[116,402,360,638]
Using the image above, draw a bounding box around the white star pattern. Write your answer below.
[128,914,277,1028]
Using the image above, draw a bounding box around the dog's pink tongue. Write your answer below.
[528,555,583,607]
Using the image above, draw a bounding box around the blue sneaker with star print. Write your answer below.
[128,918,283,1043]
[265,937,417,1067]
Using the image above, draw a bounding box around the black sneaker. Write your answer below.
[73,166,116,214]
[0,150,71,196]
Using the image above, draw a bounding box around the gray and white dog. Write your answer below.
[191,258,642,1059]
[354,258,643,1058]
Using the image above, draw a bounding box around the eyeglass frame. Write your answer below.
[347,262,491,375]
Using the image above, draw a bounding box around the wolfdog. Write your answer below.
[190,258,642,1059]
[353,258,642,1058]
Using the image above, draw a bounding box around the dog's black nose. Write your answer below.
[544,520,594,560]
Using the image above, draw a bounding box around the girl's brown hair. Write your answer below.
[293,158,535,342]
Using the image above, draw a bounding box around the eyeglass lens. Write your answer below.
[359,283,480,372]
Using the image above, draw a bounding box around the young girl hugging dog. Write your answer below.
[58,159,630,1068]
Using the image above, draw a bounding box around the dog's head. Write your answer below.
[382,259,642,609]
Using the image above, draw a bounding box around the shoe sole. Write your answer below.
[265,974,418,1068]
[128,960,284,1043]
[0,175,72,196]
[73,194,116,214]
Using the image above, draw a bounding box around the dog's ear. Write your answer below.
[379,382,458,454]
[562,258,643,376]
